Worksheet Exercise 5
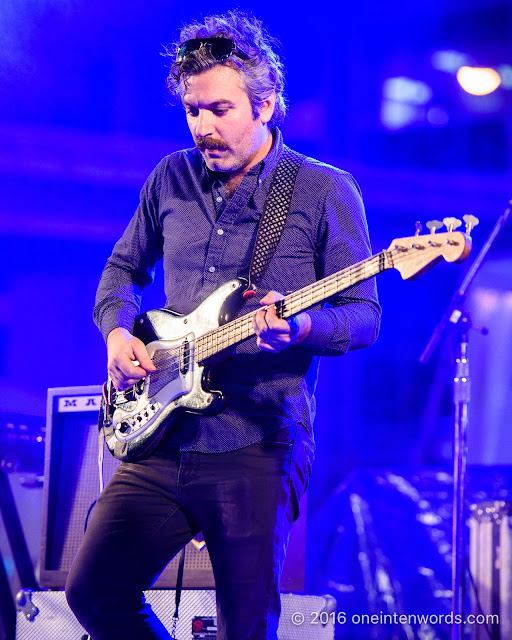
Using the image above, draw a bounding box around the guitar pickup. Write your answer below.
[180,339,190,376]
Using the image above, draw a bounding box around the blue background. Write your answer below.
[0,2,511,633]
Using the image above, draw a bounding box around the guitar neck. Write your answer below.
[196,251,391,362]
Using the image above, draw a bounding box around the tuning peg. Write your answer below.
[443,217,462,232]
[415,221,423,236]
[426,220,443,234]
[463,214,480,234]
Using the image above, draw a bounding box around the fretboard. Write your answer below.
[196,251,392,362]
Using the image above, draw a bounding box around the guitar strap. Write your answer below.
[245,145,305,295]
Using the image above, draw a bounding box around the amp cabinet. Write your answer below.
[40,386,306,591]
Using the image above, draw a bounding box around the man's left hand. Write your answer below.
[252,291,311,353]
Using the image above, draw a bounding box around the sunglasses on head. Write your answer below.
[175,38,248,64]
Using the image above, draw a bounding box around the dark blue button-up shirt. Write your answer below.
[94,129,381,453]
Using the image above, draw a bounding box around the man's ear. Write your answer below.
[259,92,276,124]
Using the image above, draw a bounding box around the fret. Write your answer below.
[196,250,391,361]
[188,241,466,364]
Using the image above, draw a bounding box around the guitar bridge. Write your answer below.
[114,386,138,410]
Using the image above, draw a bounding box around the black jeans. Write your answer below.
[65,426,312,640]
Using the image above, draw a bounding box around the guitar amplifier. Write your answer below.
[16,589,336,640]
[40,386,306,591]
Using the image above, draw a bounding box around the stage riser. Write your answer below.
[16,590,336,640]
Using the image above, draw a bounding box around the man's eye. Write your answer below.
[214,109,228,116]
[186,108,199,117]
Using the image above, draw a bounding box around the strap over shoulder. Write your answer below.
[246,146,305,296]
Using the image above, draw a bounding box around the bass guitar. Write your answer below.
[101,219,475,461]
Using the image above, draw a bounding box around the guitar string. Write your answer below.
[125,239,463,389]
[142,251,386,384]
[195,248,390,358]
[196,252,386,360]
[141,241,454,383]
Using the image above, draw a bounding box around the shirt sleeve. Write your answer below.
[93,167,164,342]
[299,170,381,355]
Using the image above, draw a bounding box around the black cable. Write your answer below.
[83,499,97,534]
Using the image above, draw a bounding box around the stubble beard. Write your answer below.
[196,137,239,173]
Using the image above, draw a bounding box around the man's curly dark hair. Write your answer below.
[164,10,287,128]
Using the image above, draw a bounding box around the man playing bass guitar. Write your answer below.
[66,10,381,640]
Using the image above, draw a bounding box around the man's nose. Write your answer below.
[195,110,214,138]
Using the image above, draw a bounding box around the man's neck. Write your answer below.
[222,129,274,200]
[224,174,244,200]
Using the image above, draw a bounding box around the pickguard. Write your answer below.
[103,278,247,461]
[110,335,195,443]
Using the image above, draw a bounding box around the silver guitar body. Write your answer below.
[102,278,246,461]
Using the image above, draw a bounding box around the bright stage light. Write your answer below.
[456,66,501,96]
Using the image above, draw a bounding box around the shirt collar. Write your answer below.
[257,127,283,182]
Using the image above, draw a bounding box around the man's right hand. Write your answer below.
[106,327,157,391]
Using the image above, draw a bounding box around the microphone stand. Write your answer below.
[419,201,512,640]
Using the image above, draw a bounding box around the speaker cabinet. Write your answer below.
[40,386,305,590]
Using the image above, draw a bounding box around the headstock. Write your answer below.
[387,217,476,280]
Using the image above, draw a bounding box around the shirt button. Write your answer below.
[217,229,224,235]
[209,266,216,273]
[216,196,222,203]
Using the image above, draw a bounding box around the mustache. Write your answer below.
[196,137,229,152]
